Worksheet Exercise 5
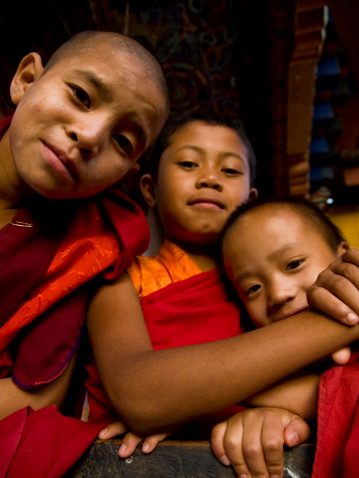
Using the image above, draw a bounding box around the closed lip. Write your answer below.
[188,196,225,209]
[44,141,79,179]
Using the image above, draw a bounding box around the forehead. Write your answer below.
[224,205,326,262]
[167,120,248,157]
[226,206,302,244]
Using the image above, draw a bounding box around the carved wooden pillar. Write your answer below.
[270,0,326,197]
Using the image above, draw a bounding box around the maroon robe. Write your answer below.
[0,117,150,478]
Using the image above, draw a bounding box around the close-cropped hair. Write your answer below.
[141,109,257,186]
[43,30,169,110]
[222,196,346,253]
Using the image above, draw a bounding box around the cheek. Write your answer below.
[99,161,132,188]
[305,263,331,287]
[227,183,251,209]
[241,299,266,328]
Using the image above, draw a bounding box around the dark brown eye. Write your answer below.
[222,168,241,176]
[178,161,197,169]
[246,284,261,296]
[286,260,303,271]
[113,134,133,157]
[71,85,91,108]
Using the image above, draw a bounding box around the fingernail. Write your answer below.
[142,442,150,453]
[347,312,358,324]
[118,444,127,457]
[288,431,299,447]
[98,429,108,439]
[219,455,231,466]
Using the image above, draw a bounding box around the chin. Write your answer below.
[194,232,220,245]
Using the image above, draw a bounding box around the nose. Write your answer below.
[66,119,105,158]
[195,165,223,191]
[267,275,296,310]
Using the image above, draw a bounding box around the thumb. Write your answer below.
[284,415,311,448]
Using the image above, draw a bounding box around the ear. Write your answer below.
[337,241,350,256]
[140,173,157,208]
[10,52,44,105]
[248,187,258,201]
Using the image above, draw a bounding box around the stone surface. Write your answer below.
[66,439,316,477]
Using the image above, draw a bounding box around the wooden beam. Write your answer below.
[269,0,325,197]
[67,439,316,478]
[326,0,359,88]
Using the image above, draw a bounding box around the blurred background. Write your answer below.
[1,0,358,245]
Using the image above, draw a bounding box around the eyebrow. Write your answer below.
[233,242,300,283]
[234,269,253,283]
[174,145,246,162]
[74,70,113,101]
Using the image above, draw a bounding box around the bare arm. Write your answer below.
[88,272,359,435]
[0,350,77,421]
[243,372,320,420]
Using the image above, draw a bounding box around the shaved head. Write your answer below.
[44,30,169,112]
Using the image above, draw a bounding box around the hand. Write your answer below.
[98,420,169,458]
[307,249,359,325]
[211,407,310,478]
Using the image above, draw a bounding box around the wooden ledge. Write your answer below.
[67,439,316,477]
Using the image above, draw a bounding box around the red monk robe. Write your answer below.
[85,240,247,427]
[0,115,151,478]
[311,347,359,478]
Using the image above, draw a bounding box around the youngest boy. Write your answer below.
[222,196,348,329]
[213,197,351,477]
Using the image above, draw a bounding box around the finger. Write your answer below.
[234,417,268,478]
[260,416,285,478]
[328,259,359,293]
[342,249,359,268]
[316,256,359,306]
[118,432,143,458]
[331,346,351,365]
[142,433,168,453]
[211,422,231,466]
[307,282,359,325]
[98,420,127,440]
[283,416,310,449]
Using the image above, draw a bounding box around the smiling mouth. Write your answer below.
[188,198,225,209]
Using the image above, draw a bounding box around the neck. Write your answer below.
[0,130,36,226]
[169,238,221,272]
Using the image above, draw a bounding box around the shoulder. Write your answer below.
[127,252,174,300]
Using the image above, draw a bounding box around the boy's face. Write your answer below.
[7,44,168,199]
[144,120,257,245]
[223,206,346,327]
